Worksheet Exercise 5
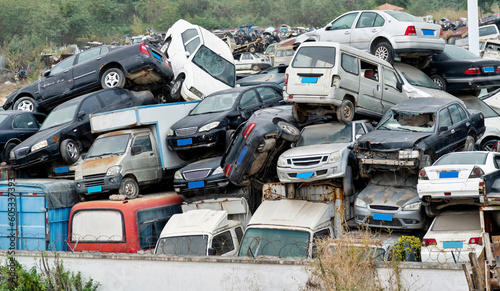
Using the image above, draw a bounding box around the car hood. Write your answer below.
[403,85,457,99]
[357,172,419,207]
[281,143,350,158]
[172,111,229,130]
[180,156,222,172]
[81,155,123,176]
[295,29,322,43]
[12,123,68,157]
[356,130,432,150]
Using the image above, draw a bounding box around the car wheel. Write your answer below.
[431,75,447,91]
[2,142,17,163]
[60,139,80,165]
[170,77,184,100]
[464,135,476,151]
[336,99,355,123]
[119,177,139,199]
[292,105,308,123]
[251,64,261,71]
[101,68,125,89]
[343,165,354,196]
[373,42,393,63]
[248,45,256,53]
[276,121,300,142]
[482,139,498,151]
[13,97,36,112]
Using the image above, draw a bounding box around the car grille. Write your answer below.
[183,169,211,180]
[366,218,402,227]
[83,173,106,187]
[369,205,399,211]
[83,173,106,180]
[291,156,326,167]
[176,127,198,136]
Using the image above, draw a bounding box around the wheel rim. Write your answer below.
[104,72,120,87]
[280,123,297,134]
[344,105,352,119]
[375,46,389,60]
[433,78,444,90]
[66,142,78,159]
[17,100,33,111]
[483,140,498,151]
[124,182,136,196]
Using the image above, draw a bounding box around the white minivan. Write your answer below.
[283,42,408,123]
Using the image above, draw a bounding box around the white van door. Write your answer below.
[381,68,408,112]
[357,61,383,114]
[129,134,161,182]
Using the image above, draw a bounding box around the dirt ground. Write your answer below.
[0,80,23,107]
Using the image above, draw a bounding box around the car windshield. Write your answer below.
[444,45,479,60]
[192,45,236,87]
[40,103,78,130]
[238,228,310,259]
[431,211,480,231]
[385,11,423,22]
[85,134,130,159]
[397,66,440,89]
[462,97,499,118]
[189,92,239,115]
[297,123,352,146]
[434,152,488,166]
[155,235,208,256]
[292,46,335,68]
[378,110,436,133]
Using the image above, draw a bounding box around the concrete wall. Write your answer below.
[3,251,468,291]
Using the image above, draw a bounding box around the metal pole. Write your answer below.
[468,0,480,55]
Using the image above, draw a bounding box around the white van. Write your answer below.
[283,42,408,123]
[274,45,295,66]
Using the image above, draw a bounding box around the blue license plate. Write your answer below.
[439,171,459,178]
[152,51,162,61]
[177,138,192,146]
[297,172,314,179]
[373,213,393,221]
[443,241,463,249]
[422,29,434,36]
[484,66,494,73]
[301,77,318,83]
[55,166,69,174]
[188,181,204,189]
[237,146,248,164]
[87,186,102,193]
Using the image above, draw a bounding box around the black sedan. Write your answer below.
[173,156,229,197]
[424,45,500,94]
[167,85,284,160]
[9,88,156,170]
[3,42,173,113]
[0,111,46,162]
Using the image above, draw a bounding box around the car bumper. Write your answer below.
[392,37,445,55]
[173,175,229,197]
[167,128,225,151]
[417,180,480,200]
[445,75,500,91]
[75,173,123,195]
[10,143,60,169]
[283,91,341,105]
[354,205,426,230]
[421,246,483,264]
[277,161,346,183]
[123,55,174,86]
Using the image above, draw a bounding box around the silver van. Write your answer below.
[283,42,408,123]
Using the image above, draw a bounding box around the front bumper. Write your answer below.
[354,204,426,230]
[10,143,60,169]
[75,173,123,195]
[277,160,346,183]
[167,128,225,151]
[173,175,229,197]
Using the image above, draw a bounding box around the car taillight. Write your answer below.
[469,237,482,245]
[469,166,485,178]
[404,26,417,36]
[242,123,256,139]
[465,67,481,75]
[261,59,265,62]
[418,169,428,180]
[224,164,233,177]
[497,66,500,73]
[422,238,437,246]
[284,73,288,86]
[479,179,485,196]
[140,42,150,56]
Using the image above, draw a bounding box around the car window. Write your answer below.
[495,155,500,169]
[50,55,76,75]
[132,135,153,152]
[235,227,244,243]
[355,123,366,136]
[449,104,466,124]
[76,48,101,64]
[438,108,452,128]
[285,49,295,56]
[137,204,182,250]
[330,12,358,30]
[182,29,200,55]
[256,87,280,102]
[356,12,378,28]
[341,53,359,75]
[361,61,379,81]
[292,46,335,68]
[98,89,124,107]
[383,69,398,89]
[13,114,38,129]
[79,96,101,115]
[374,14,385,26]
[212,230,234,255]
[239,90,260,108]
[242,53,252,60]
[480,26,498,37]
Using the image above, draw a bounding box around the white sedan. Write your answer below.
[418,151,500,201]
[421,209,483,264]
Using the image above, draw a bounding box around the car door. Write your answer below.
[352,12,385,51]
[448,103,470,151]
[321,12,359,45]
[96,89,133,111]
[72,47,108,90]
[38,55,76,101]
[357,60,383,115]
[381,67,407,113]
[435,107,455,157]
[238,89,262,119]
[129,134,161,182]
[12,113,40,140]
[240,53,253,70]
[256,86,282,107]
[74,95,102,148]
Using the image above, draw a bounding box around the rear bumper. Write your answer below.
[417,180,480,200]
[445,75,500,91]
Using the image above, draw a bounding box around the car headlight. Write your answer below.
[9,150,15,158]
[31,140,48,152]
[399,150,419,159]
[174,170,183,180]
[355,198,367,208]
[212,166,223,175]
[402,202,421,211]
[328,151,342,163]
[106,165,122,176]
[199,122,220,132]
[277,155,289,168]
[167,128,174,136]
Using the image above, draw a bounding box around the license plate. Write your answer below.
[484,66,494,73]
[443,241,463,249]
[297,172,314,179]
[152,51,162,61]
[55,166,69,174]
[373,213,393,221]
[188,181,204,189]
[237,146,248,164]
[422,29,434,36]
[87,186,102,193]
[301,77,318,83]
[177,138,192,146]
[439,171,459,178]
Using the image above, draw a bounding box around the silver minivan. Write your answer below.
[283,42,408,123]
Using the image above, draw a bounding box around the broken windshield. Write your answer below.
[155,235,208,256]
[238,228,310,259]
[297,123,352,146]
[193,45,235,87]
[378,110,436,133]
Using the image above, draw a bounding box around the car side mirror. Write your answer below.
[439,126,448,132]
[77,111,86,120]
[185,51,190,58]
[208,247,216,256]
[396,81,403,91]
[325,24,332,30]
[43,70,51,77]
[131,145,142,155]
[355,134,362,140]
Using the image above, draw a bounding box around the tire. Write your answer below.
[119,177,139,199]
[101,68,125,89]
[292,105,308,123]
[170,77,184,100]
[343,165,354,196]
[13,97,36,112]
[60,139,80,165]
[226,129,235,149]
[276,121,300,142]
[336,99,355,123]
[2,142,17,163]
[248,45,256,53]
[463,135,476,151]
[251,64,261,71]
[481,139,499,152]
[372,42,393,63]
[431,75,447,91]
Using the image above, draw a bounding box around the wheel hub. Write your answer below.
[105,72,120,87]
